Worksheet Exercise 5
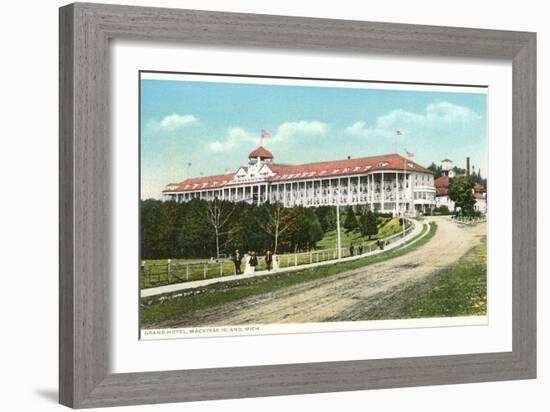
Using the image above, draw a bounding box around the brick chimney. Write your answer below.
[466,157,470,177]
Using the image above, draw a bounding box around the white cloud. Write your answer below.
[147,113,197,132]
[346,102,482,139]
[346,121,368,134]
[271,121,329,144]
[205,127,257,152]
[205,121,328,153]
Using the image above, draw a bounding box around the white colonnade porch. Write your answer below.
[163,148,436,216]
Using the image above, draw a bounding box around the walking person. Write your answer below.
[249,251,258,273]
[232,249,243,275]
[358,245,363,255]
[244,251,253,275]
[265,250,273,271]
[272,252,280,272]
[349,243,355,256]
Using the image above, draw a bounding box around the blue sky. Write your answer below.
[140,75,487,199]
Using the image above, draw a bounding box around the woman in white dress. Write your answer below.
[272,253,280,272]
[243,252,253,275]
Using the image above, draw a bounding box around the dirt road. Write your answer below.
[158,217,486,327]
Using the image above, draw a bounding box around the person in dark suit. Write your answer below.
[265,250,273,271]
[249,251,258,273]
[349,243,355,256]
[232,249,242,274]
[358,245,363,255]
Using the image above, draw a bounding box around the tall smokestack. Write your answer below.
[466,157,470,177]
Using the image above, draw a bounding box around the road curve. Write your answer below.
[154,217,486,328]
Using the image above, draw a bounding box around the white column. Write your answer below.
[371,174,375,210]
[395,171,399,216]
[381,172,385,212]
[347,176,351,204]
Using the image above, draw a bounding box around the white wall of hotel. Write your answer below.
[435,195,487,213]
[435,194,487,214]
[164,168,436,216]
[474,196,487,214]
[435,195,455,211]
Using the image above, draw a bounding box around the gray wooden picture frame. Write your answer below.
[59,2,536,408]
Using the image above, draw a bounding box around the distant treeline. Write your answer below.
[141,199,386,260]
[141,199,336,260]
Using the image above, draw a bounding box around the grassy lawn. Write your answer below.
[317,217,409,249]
[352,236,487,320]
[141,217,412,289]
[140,221,436,327]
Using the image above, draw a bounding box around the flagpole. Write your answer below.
[403,150,407,239]
[336,192,342,260]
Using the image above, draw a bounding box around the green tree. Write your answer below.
[427,162,443,179]
[359,210,378,239]
[176,199,212,258]
[261,203,300,253]
[140,199,163,259]
[436,205,451,215]
[314,205,337,232]
[452,166,467,176]
[343,206,358,233]
[448,177,476,216]
[203,198,237,259]
[290,207,323,251]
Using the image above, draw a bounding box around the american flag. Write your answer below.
[405,149,415,158]
[261,129,272,138]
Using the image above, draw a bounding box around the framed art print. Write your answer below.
[59,3,536,408]
[138,71,490,340]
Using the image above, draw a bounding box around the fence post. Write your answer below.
[141,260,148,281]
[220,262,223,277]
[310,252,312,264]
[204,263,207,279]
[167,259,173,284]
[186,265,189,281]
[295,254,298,266]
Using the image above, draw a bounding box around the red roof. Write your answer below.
[474,183,486,193]
[265,154,429,182]
[164,153,431,193]
[435,176,450,196]
[164,173,235,193]
[248,146,273,159]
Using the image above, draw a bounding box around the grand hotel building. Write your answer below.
[163,146,436,215]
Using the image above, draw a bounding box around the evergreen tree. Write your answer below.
[343,206,358,233]
[359,210,378,239]
[314,205,337,232]
[427,162,443,179]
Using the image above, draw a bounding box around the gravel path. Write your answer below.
[156,217,485,327]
